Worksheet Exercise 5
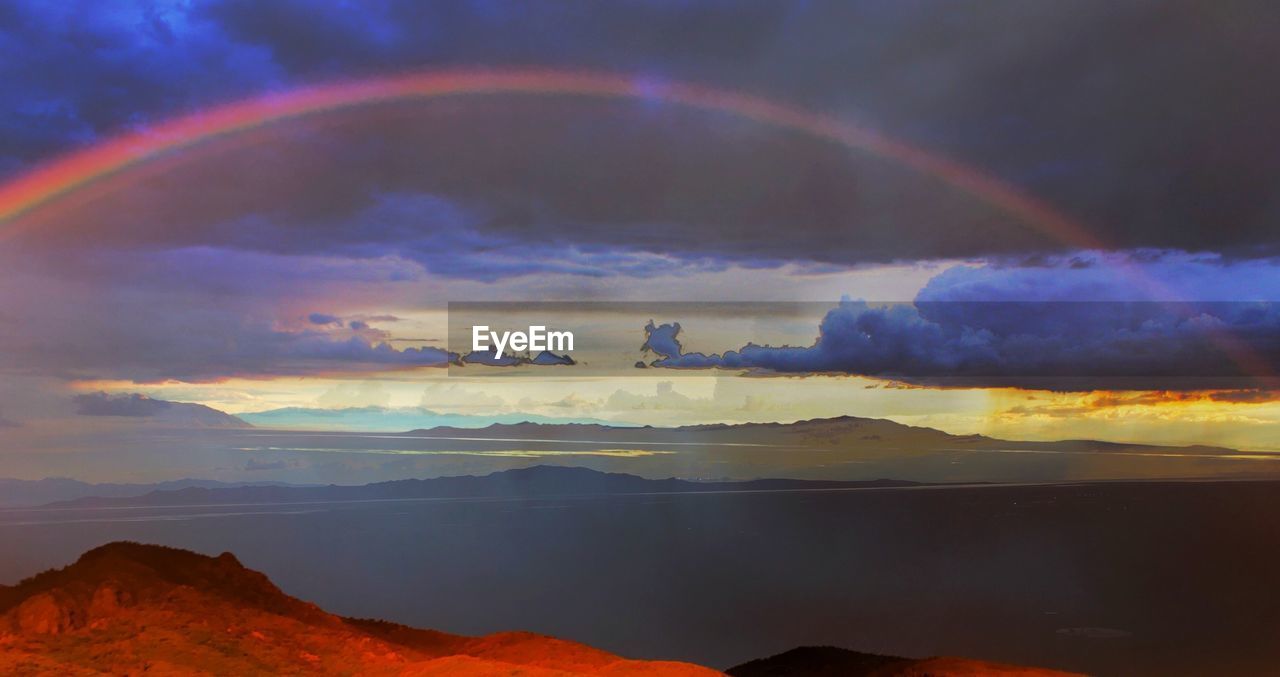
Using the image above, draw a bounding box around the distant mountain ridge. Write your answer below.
[401,415,1236,455]
[227,407,1235,458]
[73,392,251,428]
[45,465,923,509]
[31,414,1248,508]
[0,477,308,508]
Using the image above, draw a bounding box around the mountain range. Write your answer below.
[393,416,1238,456]
[228,410,1242,460]
[72,393,251,428]
[42,465,924,509]
[13,413,1260,508]
[0,478,307,509]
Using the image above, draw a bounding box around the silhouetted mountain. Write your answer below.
[73,392,250,428]
[0,477,305,508]
[0,542,717,675]
[402,416,1237,455]
[46,465,923,508]
[726,645,1079,676]
[29,416,1248,509]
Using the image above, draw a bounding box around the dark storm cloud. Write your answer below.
[641,300,1280,391]
[2,1,1278,261]
[638,255,1280,389]
[459,350,523,367]
[308,313,342,325]
[458,350,574,368]
[0,2,281,176]
[916,253,1280,303]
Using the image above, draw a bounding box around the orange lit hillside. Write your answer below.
[0,542,717,676]
[0,542,1083,676]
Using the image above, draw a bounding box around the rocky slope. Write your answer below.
[0,542,717,675]
[0,542,1084,676]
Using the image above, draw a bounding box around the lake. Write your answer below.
[2,480,1278,675]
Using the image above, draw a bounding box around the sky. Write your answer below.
[0,0,1279,465]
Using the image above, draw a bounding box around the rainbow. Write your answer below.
[0,67,1270,384]
[0,68,1105,250]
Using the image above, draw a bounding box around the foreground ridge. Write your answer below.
[0,542,1081,676]
[0,541,717,676]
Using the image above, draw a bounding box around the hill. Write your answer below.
[45,465,923,508]
[0,478,307,508]
[0,542,718,675]
[726,645,1081,677]
[72,393,251,428]
[0,544,1087,676]
[401,416,1236,456]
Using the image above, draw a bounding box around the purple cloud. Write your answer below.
[309,313,342,325]
[637,256,1280,389]
[459,350,575,368]
[641,298,1280,390]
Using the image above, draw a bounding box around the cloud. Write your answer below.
[917,252,1280,303]
[633,257,1280,391]
[3,2,1280,395]
[0,3,274,174]
[309,313,342,325]
[529,351,575,366]
[27,190,743,283]
[419,383,507,413]
[640,298,1280,391]
[1082,392,1207,409]
[458,350,574,368]
[260,334,454,371]
[1000,390,1280,416]
[4,306,455,382]
[315,381,391,408]
[605,382,697,411]
[5,3,1280,265]
[1207,390,1279,404]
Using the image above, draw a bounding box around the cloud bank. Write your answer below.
[642,299,1280,391]
[5,2,1280,264]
